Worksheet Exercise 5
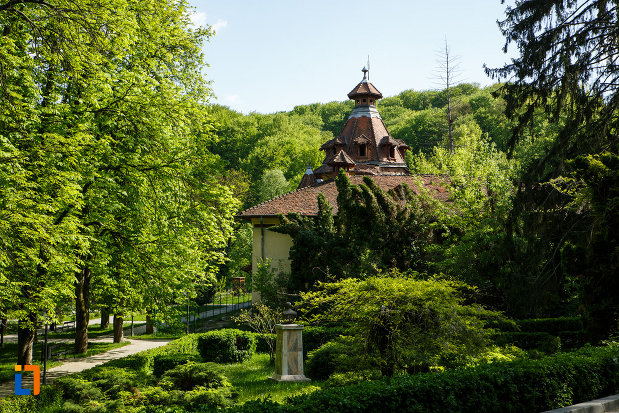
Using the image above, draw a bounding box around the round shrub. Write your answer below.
[153,353,201,377]
[305,337,357,380]
[198,329,256,363]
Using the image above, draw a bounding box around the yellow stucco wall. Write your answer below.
[250,217,293,276]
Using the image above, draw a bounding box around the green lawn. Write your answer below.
[212,353,322,404]
[0,341,128,384]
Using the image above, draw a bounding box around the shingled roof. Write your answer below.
[347,80,383,99]
[238,175,451,219]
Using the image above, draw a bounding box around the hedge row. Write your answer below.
[488,316,582,334]
[496,331,586,352]
[234,344,619,413]
[198,329,256,363]
[517,317,582,334]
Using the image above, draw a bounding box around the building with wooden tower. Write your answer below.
[239,68,449,280]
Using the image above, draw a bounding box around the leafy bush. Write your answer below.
[0,385,63,413]
[438,345,526,369]
[300,277,501,376]
[153,353,202,377]
[159,361,231,391]
[233,343,619,413]
[305,337,360,380]
[83,366,140,398]
[55,377,105,404]
[302,326,348,356]
[164,333,203,355]
[323,371,382,388]
[198,329,256,363]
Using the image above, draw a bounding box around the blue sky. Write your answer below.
[188,1,517,114]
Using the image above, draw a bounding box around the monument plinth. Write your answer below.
[270,324,310,382]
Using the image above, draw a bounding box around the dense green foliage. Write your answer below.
[234,343,619,413]
[0,0,241,362]
[198,329,257,363]
[299,276,501,376]
[486,0,619,340]
[152,353,202,378]
[273,171,439,288]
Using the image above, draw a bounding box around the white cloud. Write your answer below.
[212,19,228,33]
[189,12,227,33]
[189,11,206,28]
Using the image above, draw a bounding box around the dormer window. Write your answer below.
[359,143,367,157]
[389,145,396,158]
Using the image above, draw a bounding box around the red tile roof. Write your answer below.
[238,175,451,219]
[328,150,356,166]
[347,81,383,99]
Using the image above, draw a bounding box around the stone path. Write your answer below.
[0,338,172,398]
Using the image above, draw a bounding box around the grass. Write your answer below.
[212,353,323,404]
[0,341,128,384]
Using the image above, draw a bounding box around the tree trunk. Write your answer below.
[100,307,110,329]
[145,313,154,334]
[17,313,37,365]
[74,265,91,354]
[0,318,6,347]
[113,314,124,343]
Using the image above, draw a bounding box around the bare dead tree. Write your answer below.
[434,39,463,154]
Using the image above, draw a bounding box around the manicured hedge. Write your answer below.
[303,326,349,357]
[517,316,582,334]
[255,333,276,353]
[234,344,619,413]
[198,328,256,363]
[496,331,586,352]
[495,331,562,353]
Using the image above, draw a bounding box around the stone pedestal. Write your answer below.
[270,324,310,382]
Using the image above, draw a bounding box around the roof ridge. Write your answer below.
[243,185,317,213]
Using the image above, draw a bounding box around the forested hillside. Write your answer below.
[207,82,554,206]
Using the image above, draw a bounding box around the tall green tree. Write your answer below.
[274,170,437,289]
[487,0,618,338]
[0,0,239,360]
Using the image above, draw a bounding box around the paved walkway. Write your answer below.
[0,338,172,398]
